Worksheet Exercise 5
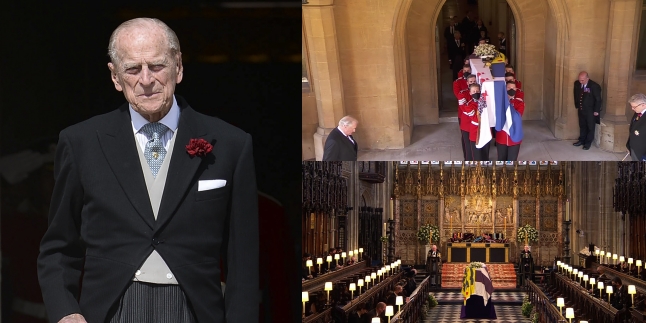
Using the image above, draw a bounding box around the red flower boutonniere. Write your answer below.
[186,138,213,157]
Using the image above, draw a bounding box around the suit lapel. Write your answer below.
[97,105,156,229]
[155,99,208,232]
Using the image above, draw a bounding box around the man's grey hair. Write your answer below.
[108,18,181,66]
[339,116,358,127]
[629,93,646,106]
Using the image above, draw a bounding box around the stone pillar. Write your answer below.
[303,0,346,160]
[600,0,641,152]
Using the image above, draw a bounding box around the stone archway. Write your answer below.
[391,0,572,145]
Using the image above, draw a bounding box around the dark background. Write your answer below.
[0,1,300,322]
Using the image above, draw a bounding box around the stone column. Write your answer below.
[303,0,346,160]
[600,0,642,152]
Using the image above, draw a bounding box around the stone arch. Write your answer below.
[391,0,570,144]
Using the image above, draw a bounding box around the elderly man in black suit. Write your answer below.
[573,71,603,150]
[323,116,359,161]
[444,16,460,50]
[627,93,646,160]
[448,31,466,81]
[37,18,258,323]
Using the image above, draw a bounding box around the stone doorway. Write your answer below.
[391,0,570,146]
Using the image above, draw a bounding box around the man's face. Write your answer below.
[454,32,461,40]
[108,26,183,119]
[432,246,437,251]
[470,86,480,95]
[507,83,517,93]
[467,77,476,86]
[498,33,503,40]
[578,74,589,85]
[524,246,529,252]
[505,76,515,83]
[341,122,357,136]
[630,101,645,113]
[464,68,471,75]
[505,68,513,74]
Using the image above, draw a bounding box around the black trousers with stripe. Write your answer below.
[108,282,196,323]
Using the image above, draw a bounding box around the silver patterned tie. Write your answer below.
[141,122,170,178]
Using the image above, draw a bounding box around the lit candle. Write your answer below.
[637,260,642,275]
[383,223,387,237]
[396,295,403,313]
[324,282,333,304]
[565,307,574,323]
[306,259,313,276]
[302,292,309,318]
[628,285,636,307]
[390,198,394,220]
[566,199,570,221]
[385,306,394,321]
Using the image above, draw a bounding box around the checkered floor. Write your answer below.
[433,289,526,305]
[419,289,529,323]
[421,304,531,323]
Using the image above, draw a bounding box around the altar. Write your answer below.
[447,242,509,263]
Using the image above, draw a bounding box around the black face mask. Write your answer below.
[507,89,516,96]
[463,72,471,79]
[471,93,481,100]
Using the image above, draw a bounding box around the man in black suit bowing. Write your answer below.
[323,116,359,161]
[573,71,602,150]
[627,94,646,160]
[37,18,258,323]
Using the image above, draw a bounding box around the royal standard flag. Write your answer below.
[461,267,476,305]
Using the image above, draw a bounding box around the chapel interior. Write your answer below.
[302,161,646,323]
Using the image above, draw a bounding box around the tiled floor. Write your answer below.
[433,290,525,305]
[422,304,531,323]
[421,289,531,323]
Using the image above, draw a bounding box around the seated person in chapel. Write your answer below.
[610,277,632,311]
[518,245,534,285]
[426,245,442,286]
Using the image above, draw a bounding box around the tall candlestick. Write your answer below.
[566,199,570,221]
[450,215,453,233]
[390,198,394,220]
[383,223,387,237]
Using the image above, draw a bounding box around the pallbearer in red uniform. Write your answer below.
[496,81,525,161]
[458,75,477,159]
[466,83,483,160]
[504,72,522,89]
[453,65,471,98]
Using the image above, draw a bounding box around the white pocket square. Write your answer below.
[198,179,227,191]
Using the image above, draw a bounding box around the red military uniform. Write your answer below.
[495,97,525,146]
[453,77,468,99]
[515,79,522,89]
[458,70,464,79]
[515,88,525,101]
[459,92,475,132]
[466,99,480,142]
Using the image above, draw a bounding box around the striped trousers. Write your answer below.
[108,282,196,323]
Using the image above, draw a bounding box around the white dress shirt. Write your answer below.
[130,95,180,150]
